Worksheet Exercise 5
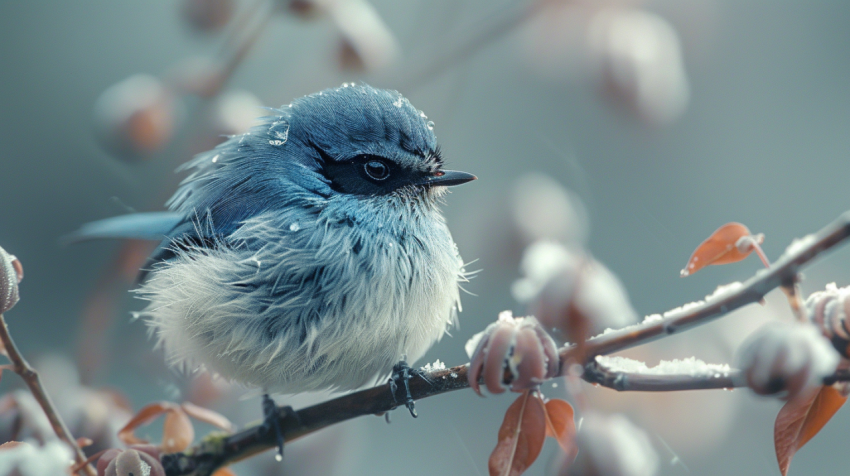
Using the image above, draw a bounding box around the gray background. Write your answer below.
[1,1,849,475]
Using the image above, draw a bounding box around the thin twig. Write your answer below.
[781,282,807,323]
[163,211,850,476]
[0,314,96,476]
[394,0,542,90]
[582,361,850,392]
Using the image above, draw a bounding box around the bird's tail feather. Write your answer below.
[62,212,183,244]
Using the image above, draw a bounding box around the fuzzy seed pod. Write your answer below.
[564,413,659,476]
[737,322,840,401]
[97,446,164,476]
[0,245,23,314]
[805,283,850,357]
[466,311,559,395]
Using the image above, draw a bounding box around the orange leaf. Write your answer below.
[76,437,93,448]
[212,468,238,476]
[489,391,547,476]
[0,441,25,451]
[162,408,194,453]
[774,385,847,476]
[118,401,179,446]
[680,222,752,277]
[181,402,235,432]
[542,399,576,456]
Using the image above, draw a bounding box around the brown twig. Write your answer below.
[163,211,850,476]
[781,281,807,323]
[0,314,97,476]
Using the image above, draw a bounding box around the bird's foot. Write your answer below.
[388,360,427,418]
[261,394,299,462]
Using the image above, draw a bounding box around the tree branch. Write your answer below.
[560,211,850,365]
[163,211,850,476]
[0,314,96,476]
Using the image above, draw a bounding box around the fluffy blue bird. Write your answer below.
[71,84,475,452]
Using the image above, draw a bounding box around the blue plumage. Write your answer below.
[73,84,475,394]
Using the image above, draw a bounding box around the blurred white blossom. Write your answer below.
[93,75,181,160]
[513,241,638,338]
[0,441,73,476]
[566,412,659,476]
[181,0,234,32]
[511,173,588,246]
[588,7,690,125]
[330,0,399,71]
[736,322,840,400]
[208,89,264,136]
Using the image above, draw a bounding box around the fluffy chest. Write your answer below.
[140,205,463,392]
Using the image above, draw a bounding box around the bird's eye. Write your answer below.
[363,160,390,181]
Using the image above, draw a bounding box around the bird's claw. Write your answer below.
[389,360,424,418]
[261,394,299,462]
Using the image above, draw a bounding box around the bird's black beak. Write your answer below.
[420,170,477,187]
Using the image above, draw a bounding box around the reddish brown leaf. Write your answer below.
[489,391,547,476]
[162,408,194,453]
[212,468,238,476]
[681,222,752,277]
[775,385,847,476]
[0,441,25,451]
[181,402,235,432]
[542,398,576,456]
[118,401,179,446]
[76,437,94,448]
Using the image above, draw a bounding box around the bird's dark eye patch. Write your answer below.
[321,152,426,196]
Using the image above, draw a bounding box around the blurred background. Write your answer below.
[1,0,850,475]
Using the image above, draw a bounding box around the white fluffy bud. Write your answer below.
[737,322,840,400]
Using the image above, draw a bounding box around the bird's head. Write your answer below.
[170,84,475,233]
[285,83,476,200]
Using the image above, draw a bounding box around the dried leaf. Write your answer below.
[76,437,93,448]
[212,468,238,476]
[181,402,234,432]
[681,222,752,277]
[489,391,547,476]
[162,407,194,452]
[118,401,178,446]
[775,385,847,476]
[0,441,25,451]
[543,398,576,456]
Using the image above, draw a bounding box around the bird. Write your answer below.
[69,83,475,455]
